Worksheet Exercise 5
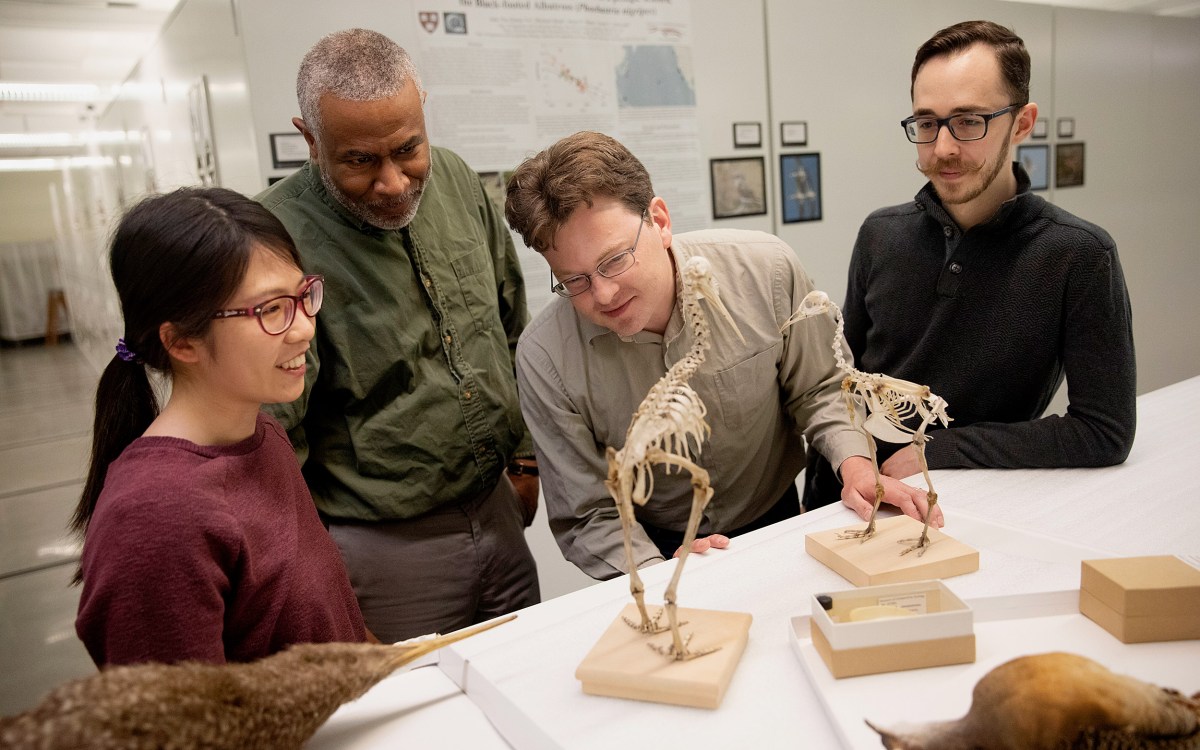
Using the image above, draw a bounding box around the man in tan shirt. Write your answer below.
[505,131,935,579]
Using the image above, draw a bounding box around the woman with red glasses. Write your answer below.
[71,187,366,667]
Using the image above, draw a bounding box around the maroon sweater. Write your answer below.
[76,413,365,666]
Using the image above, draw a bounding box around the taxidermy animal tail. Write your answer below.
[867,651,1200,749]
[0,614,515,750]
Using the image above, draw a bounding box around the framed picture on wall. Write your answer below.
[780,121,808,147]
[732,122,762,148]
[1056,117,1075,139]
[710,157,767,219]
[1055,142,1085,188]
[780,153,822,223]
[1032,118,1048,139]
[1017,144,1050,191]
[269,132,309,169]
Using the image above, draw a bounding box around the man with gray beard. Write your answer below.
[803,20,1135,511]
[257,28,539,642]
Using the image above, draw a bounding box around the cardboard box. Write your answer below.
[809,580,975,678]
[1080,556,1200,644]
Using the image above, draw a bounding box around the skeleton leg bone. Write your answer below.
[646,449,719,661]
[898,416,941,557]
[837,385,886,541]
[608,451,667,634]
[618,499,667,632]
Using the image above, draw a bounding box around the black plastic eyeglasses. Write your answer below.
[901,105,1018,144]
[551,211,647,299]
[212,274,324,335]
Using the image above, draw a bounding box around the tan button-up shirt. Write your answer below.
[516,228,867,579]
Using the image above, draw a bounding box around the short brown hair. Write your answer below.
[911,20,1030,107]
[505,131,654,253]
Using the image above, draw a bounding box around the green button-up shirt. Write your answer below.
[256,149,531,521]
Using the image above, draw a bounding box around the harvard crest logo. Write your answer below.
[419,12,438,33]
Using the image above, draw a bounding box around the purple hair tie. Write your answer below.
[115,338,138,363]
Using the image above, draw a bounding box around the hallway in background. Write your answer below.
[0,342,98,715]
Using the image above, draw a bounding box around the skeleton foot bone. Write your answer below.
[648,630,720,661]
[623,607,669,634]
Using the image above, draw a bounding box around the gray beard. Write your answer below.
[320,155,432,230]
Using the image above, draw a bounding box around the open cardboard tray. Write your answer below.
[809,579,974,678]
[789,590,1200,750]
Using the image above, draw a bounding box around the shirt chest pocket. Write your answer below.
[709,344,782,432]
[450,250,501,335]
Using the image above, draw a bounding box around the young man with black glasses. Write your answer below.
[803,20,1136,511]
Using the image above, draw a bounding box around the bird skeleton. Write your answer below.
[606,255,742,661]
[782,290,951,554]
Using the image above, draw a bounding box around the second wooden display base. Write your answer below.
[806,514,979,587]
[575,603,752,709]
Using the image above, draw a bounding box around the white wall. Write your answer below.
[1050,9,1200,393]
[0,172,59,243]
[0,171,67,344]
[692,0,772,234]
[99,0,259,200]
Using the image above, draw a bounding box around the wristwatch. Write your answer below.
[507,459,539,477]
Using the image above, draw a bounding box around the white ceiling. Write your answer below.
[0,0,177,156]
[1,0,1198,157]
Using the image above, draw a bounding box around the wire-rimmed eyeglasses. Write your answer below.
[551,210,647,298]
[212,274,324,335]
[900,105,1018,144]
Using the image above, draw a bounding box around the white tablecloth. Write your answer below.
[310,375,1200,749]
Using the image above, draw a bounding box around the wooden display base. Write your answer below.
[805,514,978,587]
[575,603,752,709]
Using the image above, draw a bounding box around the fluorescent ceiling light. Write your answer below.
[0,156,115,172]
[0,131,135,148]
[0,82,114,103]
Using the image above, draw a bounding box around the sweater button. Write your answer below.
[949,262,963,274]
[943,226,954,237]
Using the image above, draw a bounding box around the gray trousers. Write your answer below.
[327,475,540,643]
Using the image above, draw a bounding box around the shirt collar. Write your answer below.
[916,161,1035,231]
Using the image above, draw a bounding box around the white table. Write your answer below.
[310,376,1200,749]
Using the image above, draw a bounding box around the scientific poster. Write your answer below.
[415,1,706,310]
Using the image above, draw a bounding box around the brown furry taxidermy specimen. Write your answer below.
[0,615,514,749]
[868,651,1200,749]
